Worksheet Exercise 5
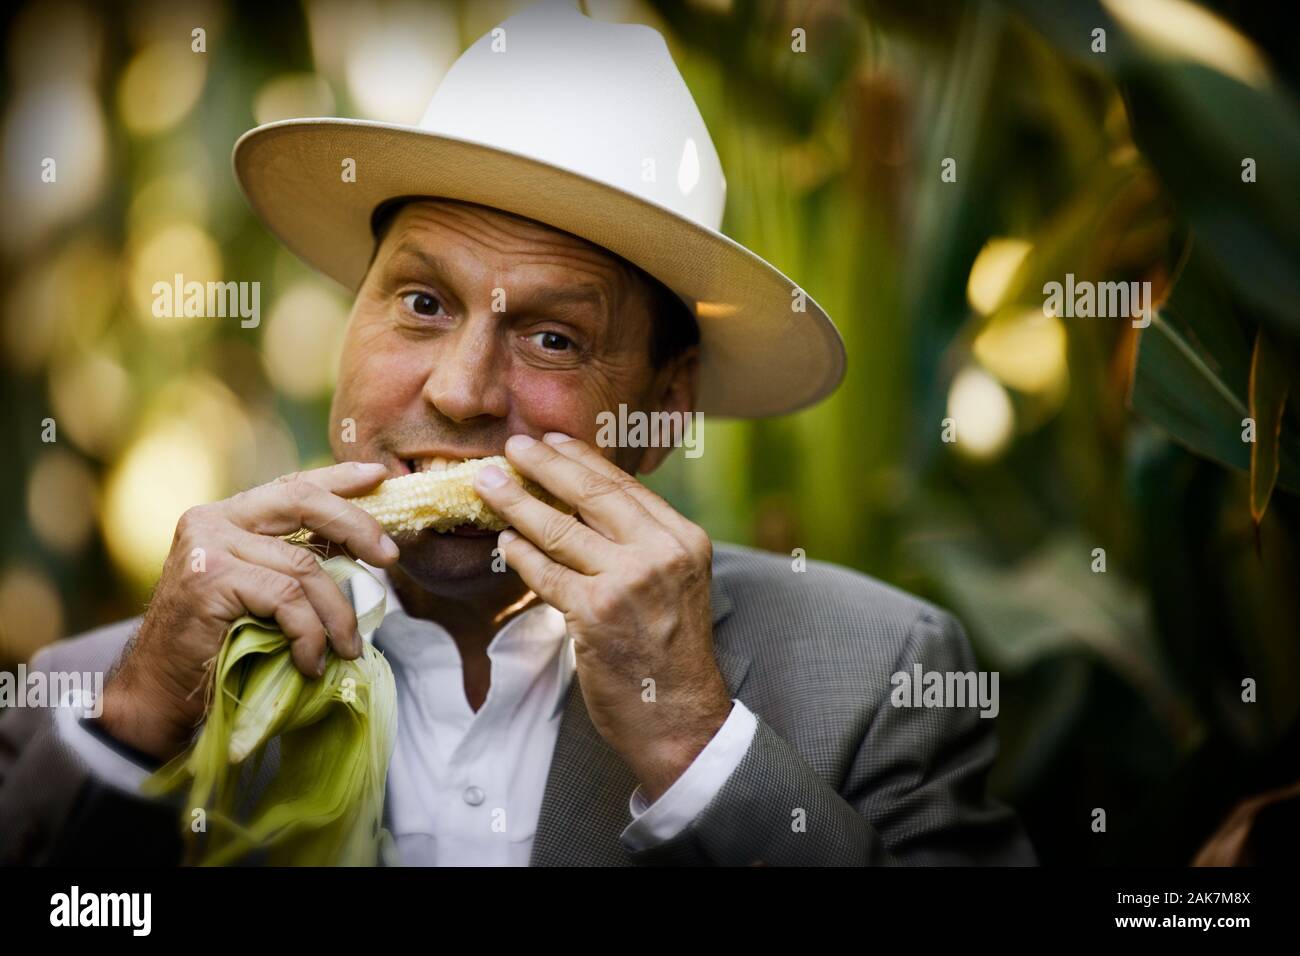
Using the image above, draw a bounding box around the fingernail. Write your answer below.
[498,528,518,545]
[506,434,536,452]
[357,461,388,474]
[380,535,400,560]
[543,432,573,444]
[317,650,328,677]
[478,464,508,488]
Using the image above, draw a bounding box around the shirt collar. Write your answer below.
[353,562,575,721]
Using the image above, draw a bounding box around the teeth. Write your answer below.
[414,456,458,473]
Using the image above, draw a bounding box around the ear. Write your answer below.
[636,345,700,475]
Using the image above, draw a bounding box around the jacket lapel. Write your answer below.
[529,574,749,866]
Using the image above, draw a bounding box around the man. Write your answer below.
[0,0,1034,866]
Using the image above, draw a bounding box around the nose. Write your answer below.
[421,317,509,423]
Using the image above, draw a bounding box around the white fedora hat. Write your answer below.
[233,0,845,418]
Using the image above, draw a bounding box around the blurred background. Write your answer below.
[2,0,1298,864]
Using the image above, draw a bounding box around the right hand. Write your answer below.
[98,461,398,762]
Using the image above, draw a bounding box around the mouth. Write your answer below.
[442,525,499,538]
[399,454,504,538]
[399,454,480,475]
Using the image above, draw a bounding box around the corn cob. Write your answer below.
[352,455,568,538]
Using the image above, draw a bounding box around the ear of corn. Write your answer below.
[352,455,569,538]
[143,556,397,867]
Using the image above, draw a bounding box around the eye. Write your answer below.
[401,291,444,317]
[529,331,574,351]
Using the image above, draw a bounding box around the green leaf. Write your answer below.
[912,531,1198,743]
[1004,0,1300,338]
[143,557,398,866]
[1130,242,1300,493]
[1249,327,1293,524]
[1123,61,1300,339]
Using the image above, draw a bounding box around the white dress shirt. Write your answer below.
[56,566,758,865]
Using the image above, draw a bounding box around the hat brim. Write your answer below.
[233,118,846,418]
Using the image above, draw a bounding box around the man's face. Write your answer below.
[330,199,693,588]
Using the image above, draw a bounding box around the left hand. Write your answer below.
[475,431,734,802]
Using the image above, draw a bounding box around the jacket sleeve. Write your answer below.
[0,645,184,866]
[622,609,1037,866]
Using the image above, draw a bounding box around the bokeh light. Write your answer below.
[4,237,119,373]
[341,2,458,124]
[126,221,223,329]
[117,42,207,135]
[0,566,64,662]
[973,308,1069,395]
[260,282,351,401]
[253,73,337,124]
[101,416,224,591]
[26,449,99,554]
[947,365,1015,460]
[966,238,1032,316]
[47,348,133,459]
[1,81,107,252]
[127,173,211,237]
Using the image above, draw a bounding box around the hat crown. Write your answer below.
[417,0,725,231]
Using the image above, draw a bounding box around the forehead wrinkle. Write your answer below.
[382,201,643,327]
[392,199,634,280]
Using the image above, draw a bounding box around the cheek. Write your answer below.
[331,324,428,434]
[508,372,615,444]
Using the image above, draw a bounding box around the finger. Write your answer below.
[299,459,392,496]
[474,464,614,574]
[224,467,400,568]
[540,431,695,541]
[502,434,651,543]
[229,531,362,659]
[495,528,584,614]
[228,563,330,677]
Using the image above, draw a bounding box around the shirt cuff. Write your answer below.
[53,688,154,796]
[620,698,758,850]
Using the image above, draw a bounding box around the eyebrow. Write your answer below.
[519,285,608,316]
[383,241,610,317]
[385,242,453,280]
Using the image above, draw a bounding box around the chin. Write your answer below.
[393,529,502,587]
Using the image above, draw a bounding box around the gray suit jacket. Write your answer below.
[0,543,1035,866]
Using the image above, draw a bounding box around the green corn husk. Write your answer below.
[143,555,397,866]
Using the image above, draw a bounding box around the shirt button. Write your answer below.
[462,786,485,806]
